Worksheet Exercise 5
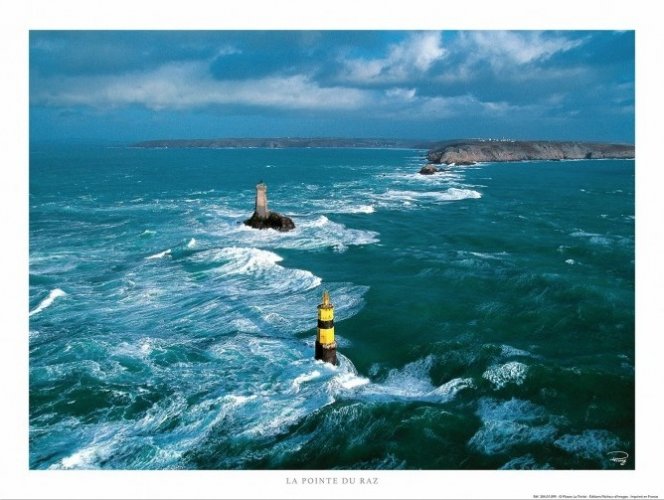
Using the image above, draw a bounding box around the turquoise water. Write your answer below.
[29,145,634,470]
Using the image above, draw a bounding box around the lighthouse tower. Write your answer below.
[255,182,269,218]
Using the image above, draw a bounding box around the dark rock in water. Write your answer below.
[244,211,295,232]
[419,164,439,175]
[455,160,476,166]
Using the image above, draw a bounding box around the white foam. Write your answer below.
[554,429,623,462]
[343,204,375,214]
[229,317,260,333]
[469,251,508,260]
[565,259,576,265]
[377,187,482,207]
[499,454,553,470]
[331,371,371,391]
[308,215,331,228]
[225,394,257,405]
[292,370,322,392]
[139,338,153,356]
[57,446,102,469]
[442,188,483,200]
[428,377,476,400]
[146,248,171,260]
[570,230,612,246]
[182,247,370,336]
[214,214,379,253]
[469,398,557,455]
[199,247,321,292]
[349,356,475,403]
[458,250,509,261]
[384,170,465,184]
[50,427,121,470]
[381,356,436,395]
[41,338,466,469]
[497,344,533,358]
[186,238,196,248]
[29,288,67,317]
[300,197,377,216]
[482,361,529,389]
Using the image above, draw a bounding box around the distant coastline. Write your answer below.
[132,137,436,149]
[132,137,634,164]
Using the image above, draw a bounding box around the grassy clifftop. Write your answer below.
[426,140,634,164]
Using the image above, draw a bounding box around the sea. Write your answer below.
[29,144,635,470]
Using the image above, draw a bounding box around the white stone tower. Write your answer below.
[255,182,268,218]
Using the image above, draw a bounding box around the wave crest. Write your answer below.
[29,288,67,317]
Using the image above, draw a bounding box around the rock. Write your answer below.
[455,160,476,166]
[426,140,635,164]
[244,211,295,232]
[419,164,439,175]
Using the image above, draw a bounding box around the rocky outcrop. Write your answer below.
[419,164,439,175]
[244,211,295,232]
[426,140,634,164]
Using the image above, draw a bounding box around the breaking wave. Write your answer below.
[29,288,67,317]
[554,429,623,462]
[214,215,379,253]
[468,398,558,455]
[376,188,482,208]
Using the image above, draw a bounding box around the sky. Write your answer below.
[29,30,635,143]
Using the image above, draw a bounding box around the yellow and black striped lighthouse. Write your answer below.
[315,291,337,365]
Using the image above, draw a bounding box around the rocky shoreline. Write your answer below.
[425,140,634,165]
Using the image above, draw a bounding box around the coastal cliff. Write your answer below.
[426,140,634,164]
[132,137,635,165]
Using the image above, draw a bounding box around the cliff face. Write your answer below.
[426,141,634,164]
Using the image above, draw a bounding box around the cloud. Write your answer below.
[31,57,557,125]
[384,87,417,101]
[340,31,446,84]
[392,93,531,119]
[28,31,633,142]
[32,62,370,111]
[463,31,585,66]
[433,31,588,85]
